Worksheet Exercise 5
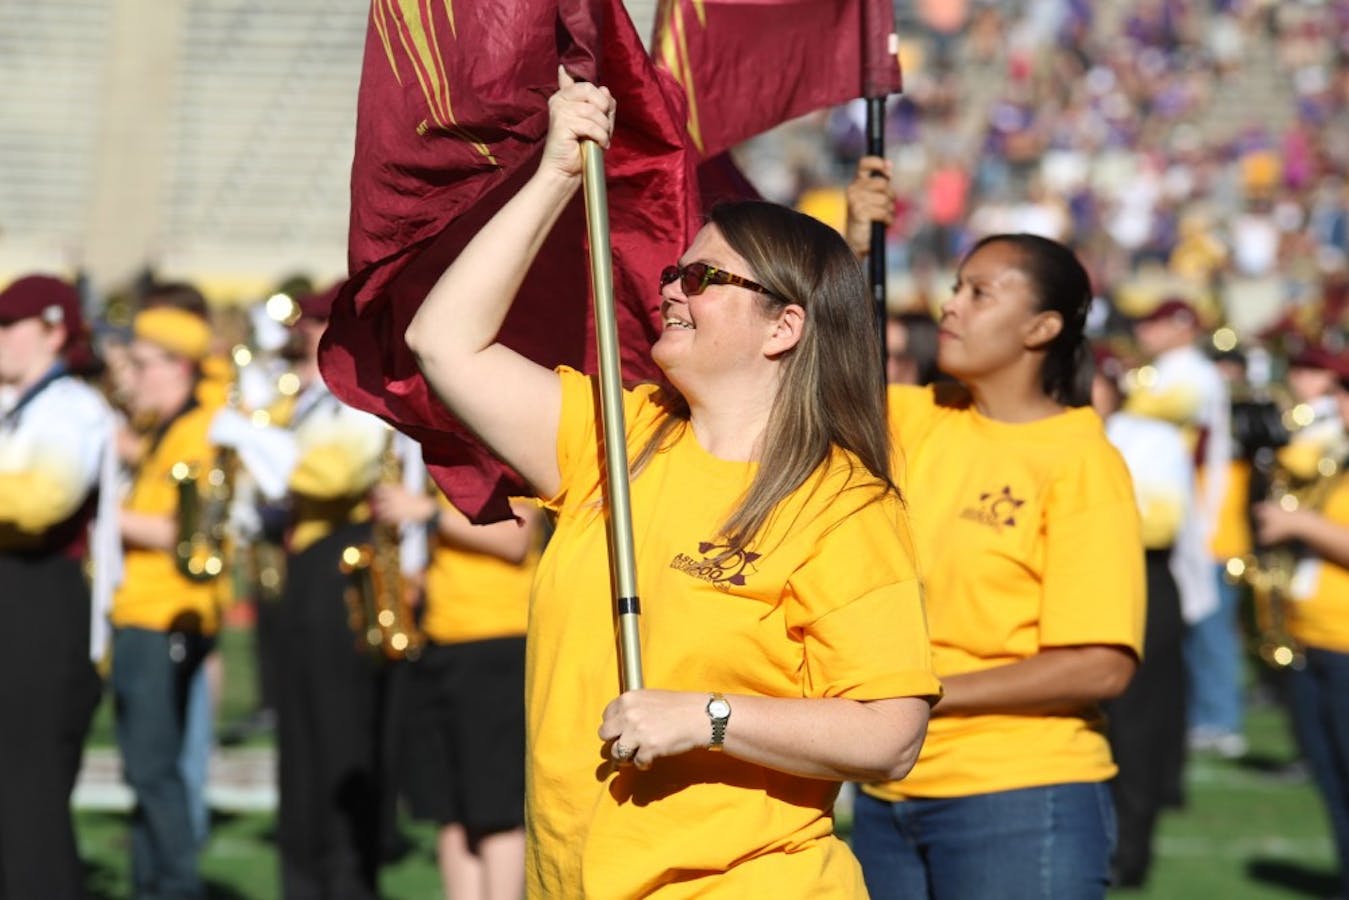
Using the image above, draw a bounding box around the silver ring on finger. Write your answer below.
[613,742,633,761]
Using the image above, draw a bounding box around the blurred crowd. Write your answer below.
[750,0,1348,344]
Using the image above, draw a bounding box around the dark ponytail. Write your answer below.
[968,233,1095,407]
[1058,333,1096,408]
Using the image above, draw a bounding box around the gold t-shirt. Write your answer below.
[526,368,939,899]
[1287,475,1349,653]
[868,385,1145,801]
[112,404,220,634]
[422,494,535,644]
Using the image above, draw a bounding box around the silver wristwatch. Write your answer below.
[706,692,731,751]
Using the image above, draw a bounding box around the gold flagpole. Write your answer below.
[580,139,645,692]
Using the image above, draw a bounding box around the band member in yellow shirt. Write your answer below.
[1254,352,1349,899]
[0,275,110,899]
[845,173,1144,898]
[138,281,226,854]
[405,74,940,898]
[372,488,541,900]
[112,307,220,898]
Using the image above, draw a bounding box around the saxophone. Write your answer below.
[171,344,249,583]
[340,430,423,661]
[1229,426,1345,669]
[171,456,232,582]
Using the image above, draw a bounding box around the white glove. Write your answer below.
[228,494,264,542]
[208,407,254,449]
[209,408,300,502]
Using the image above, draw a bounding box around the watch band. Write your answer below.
[707,692,730,751]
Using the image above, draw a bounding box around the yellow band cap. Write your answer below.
[133,307,211,362]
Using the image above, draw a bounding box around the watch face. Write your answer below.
[708,698,731,720]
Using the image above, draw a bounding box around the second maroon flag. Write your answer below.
[652,0,903,161]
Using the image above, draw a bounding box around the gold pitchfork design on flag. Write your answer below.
[371,0,498,158]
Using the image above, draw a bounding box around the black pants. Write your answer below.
[0,554,100,900]
[1104,548,1186,887]
[277,524,391,900]
[1287,647,1349,898]
[250,542,286,717]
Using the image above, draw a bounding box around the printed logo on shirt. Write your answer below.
[959,485,1025,532]
[670,542,760,591]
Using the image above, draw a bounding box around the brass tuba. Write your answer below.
[340,430,423,661]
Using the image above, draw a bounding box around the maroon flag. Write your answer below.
[319,0,701,523]
[652,0,902,160]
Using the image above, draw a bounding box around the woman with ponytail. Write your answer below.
[845,181,1146,898]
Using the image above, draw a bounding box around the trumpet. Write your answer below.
[340,430,422,661]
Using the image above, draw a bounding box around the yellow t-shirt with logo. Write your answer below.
[422,494,536,644]
[867,384,1145,801]
[527,367,939,899]
[1287,475,1349,653]
[112,404,220,634]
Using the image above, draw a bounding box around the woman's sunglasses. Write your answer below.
[659,262,780,300]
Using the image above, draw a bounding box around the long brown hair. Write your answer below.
[631,201,896,552]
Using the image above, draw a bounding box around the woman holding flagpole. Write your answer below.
[845,163,1146,898]
[406,72,939,898]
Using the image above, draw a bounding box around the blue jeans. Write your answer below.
[852,782,1117,900]
[1286,646,1349,897]
[179,656,214,848]
[113,627,209,899]
[1183,564,1245,735]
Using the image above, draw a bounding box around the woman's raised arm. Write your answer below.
[405,70,615,500]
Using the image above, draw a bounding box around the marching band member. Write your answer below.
[1093,348,1195,888]
[209,284,392,899]
[111,306,220,898]
[139,283,227,852]
[1253,349,1349,900]
[1129,298,1242,756]
[0,275,111,899]
[371,487,541,900]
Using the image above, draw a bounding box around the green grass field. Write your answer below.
[77,627,1338,898]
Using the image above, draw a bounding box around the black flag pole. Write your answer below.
[860,3,901,377]
[866,96,887,370]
